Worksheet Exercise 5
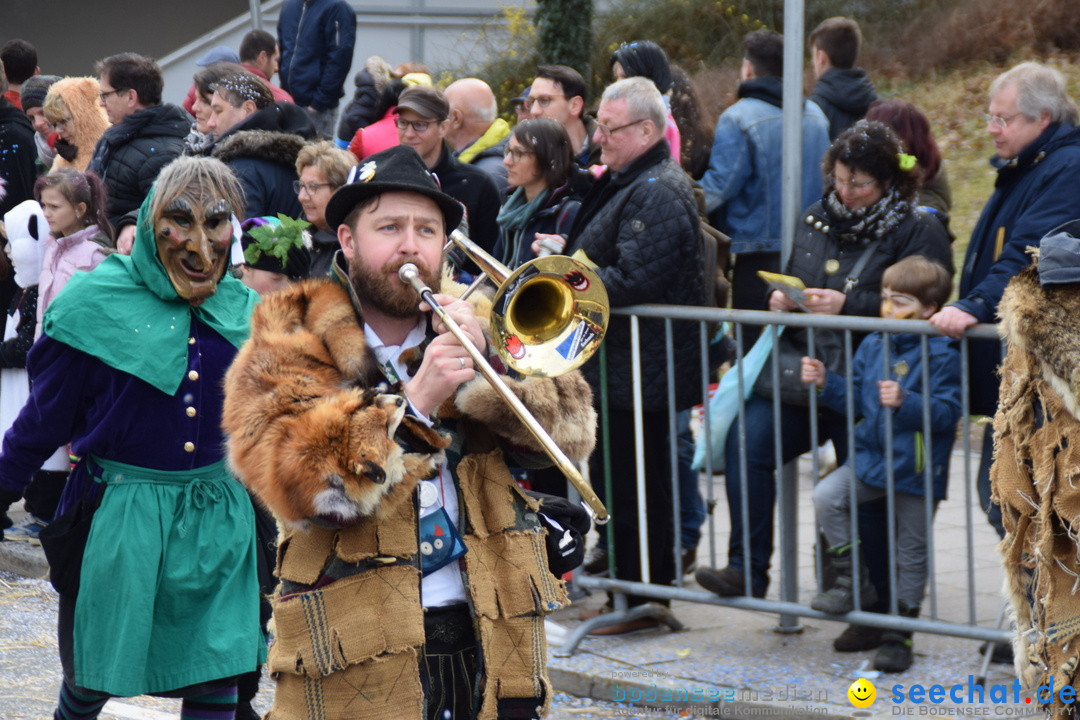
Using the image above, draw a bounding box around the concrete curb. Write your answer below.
[548,666,851,718]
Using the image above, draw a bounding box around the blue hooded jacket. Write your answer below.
[954,122,1080,415]
[818,332,962,499]
[278,0,356,110]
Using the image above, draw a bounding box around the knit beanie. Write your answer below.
[21,75,61,111]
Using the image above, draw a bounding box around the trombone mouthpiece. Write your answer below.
[398,263,419,283]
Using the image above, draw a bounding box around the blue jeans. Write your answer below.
[678,409,707,548]
[724,395,848,593]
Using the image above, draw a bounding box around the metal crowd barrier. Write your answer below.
[556,304,1010,657]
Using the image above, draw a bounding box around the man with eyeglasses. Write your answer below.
[542,76,705,634]
[393,86,501,257]
[87,53,189,252]
[528,65,602,172]
[929,62,1080,552]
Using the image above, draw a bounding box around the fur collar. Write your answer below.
[212,129,306,168]
[999,262,1080,420]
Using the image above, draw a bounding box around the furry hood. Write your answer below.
[43,77,110,172]
[998,259,1080,421]
[212,129,307,169]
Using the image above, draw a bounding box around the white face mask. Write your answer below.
[2,200,47,289]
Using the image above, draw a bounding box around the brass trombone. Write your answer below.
[398,235,610,523]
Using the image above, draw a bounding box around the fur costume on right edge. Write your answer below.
[993,229,1080,715]
[222,271,597,720]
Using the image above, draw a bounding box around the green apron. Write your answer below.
[73,457,266,696]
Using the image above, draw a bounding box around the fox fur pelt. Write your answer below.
[223,276,596,528]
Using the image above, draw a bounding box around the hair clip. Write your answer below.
[897,153,917,172]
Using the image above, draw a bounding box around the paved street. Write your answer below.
[0,571,677,720]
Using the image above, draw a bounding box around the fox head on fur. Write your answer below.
[241,389,448,530]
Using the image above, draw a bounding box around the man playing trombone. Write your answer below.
[222,144,596,720]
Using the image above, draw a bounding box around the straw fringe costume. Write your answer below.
[223,266,596,720]
[993,261,1080,713]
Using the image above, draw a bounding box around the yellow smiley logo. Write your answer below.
[848,678,876,708]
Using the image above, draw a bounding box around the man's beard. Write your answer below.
[349,255,443,319]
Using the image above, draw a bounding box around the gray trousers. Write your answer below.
[813,464,939,608]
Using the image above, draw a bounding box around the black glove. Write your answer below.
[524,490,591,576]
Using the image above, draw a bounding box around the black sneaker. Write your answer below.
[874,634,914,673]
[695,566,765,598]
[833,624,885,652]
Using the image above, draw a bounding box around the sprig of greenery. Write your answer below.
[243,214,311,268]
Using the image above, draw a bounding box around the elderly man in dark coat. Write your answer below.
[538,76,707,634]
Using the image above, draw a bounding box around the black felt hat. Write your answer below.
[324,145,464,231]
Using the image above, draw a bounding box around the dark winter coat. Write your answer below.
[278,0,356,111]
[954,122,1080,416]
[0,98,35,217]
[810,68,878,140]
[86,104,190,229]
[430,146,502,256]
[567,140,706,412]
[211,103,317,220]
[336,70,382,142]
[308,227,338,279]
[820,332,961,499]
[755,197,953,405]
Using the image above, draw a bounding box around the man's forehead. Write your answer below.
[530,77,562,96]
[597,98,628,121]
[363,191,443,222]
[989,82,1018,108]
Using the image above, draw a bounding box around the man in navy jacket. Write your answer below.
[278,0,356,138]
[930,61,1080,537]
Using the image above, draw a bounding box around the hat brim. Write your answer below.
[325,180,464,234]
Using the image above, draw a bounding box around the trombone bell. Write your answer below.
[493,255,608,377]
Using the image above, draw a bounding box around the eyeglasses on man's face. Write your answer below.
[98,89,122,101]
[594,117,646,137]
[983,112,1023,130]
[524,94,565,110]
[395,118,434,133]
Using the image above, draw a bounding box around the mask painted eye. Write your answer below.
[564,271,589,291]
[433,538,444,550]
[420,541,433,555]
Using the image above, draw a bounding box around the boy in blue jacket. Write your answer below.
[801,255,961,673]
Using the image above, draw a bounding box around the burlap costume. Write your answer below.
[993,259,1080,715]
[223,267,597,720]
